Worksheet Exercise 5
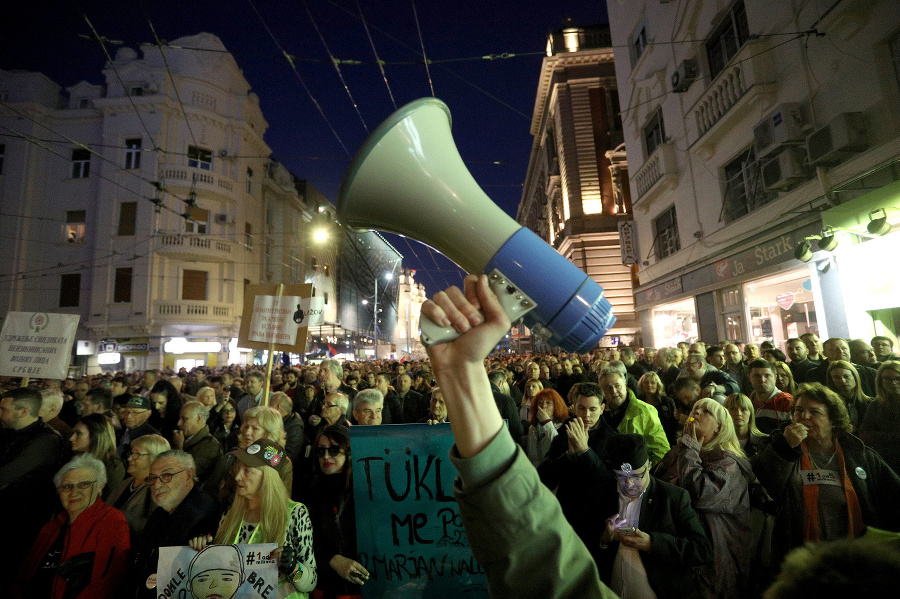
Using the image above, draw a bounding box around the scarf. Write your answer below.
[800,437,864,542]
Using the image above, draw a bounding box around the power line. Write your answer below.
[409,0,434,97]
[356,0,397,110]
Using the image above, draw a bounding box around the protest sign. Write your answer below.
[237,284,317,352]
[0,312,79,379]
[156,543,278,599]
[351,424,489,598]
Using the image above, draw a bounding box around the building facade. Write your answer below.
[517,23,640,349]
[606,0,900,349]
[0,33,402,373]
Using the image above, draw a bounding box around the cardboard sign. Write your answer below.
[0,312,79,379]
[237,284,315,352]
[156,543,278,599]
[351,424,489,598]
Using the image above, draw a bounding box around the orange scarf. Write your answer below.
[800,438,864,542]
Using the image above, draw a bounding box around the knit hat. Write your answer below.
[606,434,649,472]
[188,544,245,581]
[231,439,287,474]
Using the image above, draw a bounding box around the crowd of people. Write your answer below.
[1,323,899,597]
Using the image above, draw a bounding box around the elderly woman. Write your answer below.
[859,360,900,473]
[307,425,368,598]
[421,387,449,424]
[753,383,900,566]
[16,454,130,598]
[826,360,872,430]
[70,413,126,499]
[203,405,292,509]
[191,439,317,598]
[524,389,569,467]
[725,393,769,458]
[106,434,170,538]
[654,398,754,599]
[637,370,679,445]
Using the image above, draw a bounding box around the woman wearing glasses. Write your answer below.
[753,383,900,566]
[190,440,317,599]
[106,434,170,538]
[859,361,900,473]
[307,425,369,598]
[15,454,130,598]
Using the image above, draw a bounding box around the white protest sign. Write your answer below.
[301,296,325,326]
[248,295,303,345]
[237,284,315,353]
[0,312,79,379]
[156,543,278,599]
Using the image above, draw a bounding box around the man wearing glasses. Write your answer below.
[129,450,218,598]
[117,395,160,460]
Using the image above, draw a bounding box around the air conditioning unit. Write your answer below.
[806,112,867,166]
[218,149,229,158]
[214,213,233,225]
[762,147,809,191]
[671,58,698,93]
[753,103,805,160]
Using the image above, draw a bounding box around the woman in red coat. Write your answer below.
[15,454,130,598]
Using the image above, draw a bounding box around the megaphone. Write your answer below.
[338,98,615,352]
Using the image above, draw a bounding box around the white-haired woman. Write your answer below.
[106,433,170,538]
[190,439,317,598]
[654,397,755,599]
[16,454,130,598]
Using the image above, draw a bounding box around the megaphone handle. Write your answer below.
[420,270,537,348]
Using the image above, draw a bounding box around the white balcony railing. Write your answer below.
[154,301,233,319]
[633,142,678,205]
[156,233,236,261]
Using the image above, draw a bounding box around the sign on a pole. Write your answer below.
[237,284,320,352]
[0,312,79,379]
[351,424,489,598]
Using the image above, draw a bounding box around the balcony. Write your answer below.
[155,233,237,262]
[153,300,234,323]
[158,167,235,194]
[689,38,777,158]
[632,142,678,212]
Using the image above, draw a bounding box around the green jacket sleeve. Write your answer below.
[451,427,619,599]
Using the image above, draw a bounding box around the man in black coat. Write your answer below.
[488,370,524,443]
[597,434,712,599]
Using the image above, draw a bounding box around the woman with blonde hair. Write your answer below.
[70,414,126,499]
[203,405,293,509]
[519,378,543,424]
[654,397,755,599]
[191,440,317,598]
[637,370,679,444]
[725,393,769,458]
[826,360,872,431]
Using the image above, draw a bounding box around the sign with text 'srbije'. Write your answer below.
[0,312,79,379]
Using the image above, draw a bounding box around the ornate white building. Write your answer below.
[607,0,900,348]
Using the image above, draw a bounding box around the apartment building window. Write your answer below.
[182,269,208,301]
[290,251,301,282]
[187,145,212,170]
[653,206,681,260]
[706,0,750,79]
[310,256,318,271]
[129,86,144,97]
[644,110,666,158]
[124,138,142,170]
[118,202,137,236]
[71,149,90,178]
[185,207,208,234]
[59,273,81,307]
[722,147,774,222]
[0,143,5,174]
[78,98,90,109]
[631,26,648,66]
[246,168,253,194]
[114,267,133,303]
[245,222,253,250]
[65,210,86,243]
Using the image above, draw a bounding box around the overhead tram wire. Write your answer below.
[355,0,397,110]
[76,9,159,152]
[409,0,435,97]
[138,0,200,149]
[245,0,352,157]
[303,1,369,133]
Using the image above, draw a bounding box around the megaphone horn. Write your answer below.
[338,98,615,352]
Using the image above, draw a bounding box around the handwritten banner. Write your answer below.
[0,312,79,379]
[351,424,489,598]
[156,543,278,599]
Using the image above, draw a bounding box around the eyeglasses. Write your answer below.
[58,481,96,493]
[315,445,344,458]
[130,451,150,458]
[614,468,648,483]
[146,469,187,484]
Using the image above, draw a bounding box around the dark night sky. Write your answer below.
[0,0,609,297]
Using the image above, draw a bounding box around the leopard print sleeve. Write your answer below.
[283,501,318,593]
